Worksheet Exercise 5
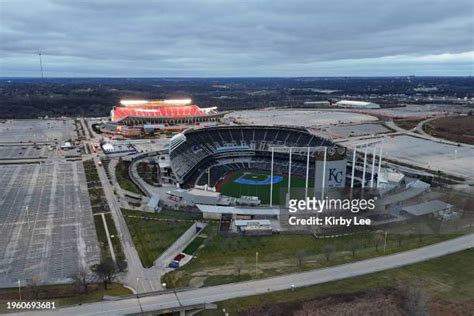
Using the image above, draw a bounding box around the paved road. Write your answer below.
[93,155,163,293]
[16,233,473,315]
[386,119,474,149]
[80,119,163,293]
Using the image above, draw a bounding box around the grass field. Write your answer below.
[423,115,474,145]
[218,170,309,205]
[183,236,206,255]
[115,159,143,195]
[201,249,474,315]
[162,223,460,288]
[93,215,111,259]
[393,118,423,131]
[121,209,193,267]
[93,213,125,261]
[0,283,131,312]
[104,213,125,261]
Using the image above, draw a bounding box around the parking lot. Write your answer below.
[0,144,52,160]
[323,123,390,139]
[0,161,100,287]
[341,135,474,179]
[226,109,378,127]
[0,119,75,143]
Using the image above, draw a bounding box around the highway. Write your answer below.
[16,233,473,315]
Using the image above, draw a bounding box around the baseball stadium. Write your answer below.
[169,125,357,205]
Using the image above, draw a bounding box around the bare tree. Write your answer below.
[350,240,360,257]
[416,225,425,242]
[116,259,128,273]
[71,266,93,294]
[373,234,383,252]
[296,250,306,267]
[399,284,430,316]
[234,258,244,276]
[396,233,404,247]
[93,258,118,290]
[323,245,335,261]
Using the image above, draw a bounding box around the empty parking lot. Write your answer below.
[0,161,100,287]
[341,135,474,179]
[0,119,75,143]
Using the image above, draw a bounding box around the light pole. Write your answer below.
[362,145,368,188]
[350,145,358,189]
[136,277,143,315]
[255,251,259,278]
[17,279,21,301]
[270,148,274,207]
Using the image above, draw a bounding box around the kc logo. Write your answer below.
[328,168,343,183]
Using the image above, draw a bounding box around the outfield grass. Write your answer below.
[162,223,459,288]
[218,170,309,204]
[122,209,193,267]
[201,249,474,315]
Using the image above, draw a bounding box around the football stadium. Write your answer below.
[102,99,225,136]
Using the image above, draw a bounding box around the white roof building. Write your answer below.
[196,204,280,219]
[335,100,381,109]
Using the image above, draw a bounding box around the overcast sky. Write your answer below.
[1,0,473,77]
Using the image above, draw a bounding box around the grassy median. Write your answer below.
[122,209,193,267]
[115,159,143,195]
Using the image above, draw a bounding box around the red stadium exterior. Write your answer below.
[104,99,225,136]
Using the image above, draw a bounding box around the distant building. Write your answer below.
[233,219,273,236]
[196,204,280,220]
[335,100,380,109]
[235,196,261,206]
[167,188,232,206]
[400,200,453,217]
[105,99,224,136]
[146,194,161,212]
[60,141,74,150]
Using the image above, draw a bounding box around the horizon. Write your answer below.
[1,0,473,77]
[1,75,472,79]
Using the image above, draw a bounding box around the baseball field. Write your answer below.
[216,170,310,205]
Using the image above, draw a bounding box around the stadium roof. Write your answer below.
[196,204,280,216]
[401,200,453,216]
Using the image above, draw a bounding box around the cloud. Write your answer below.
[0,0,473,76]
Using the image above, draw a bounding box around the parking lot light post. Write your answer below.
[17,279,21,301]
[255,251,258,278]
